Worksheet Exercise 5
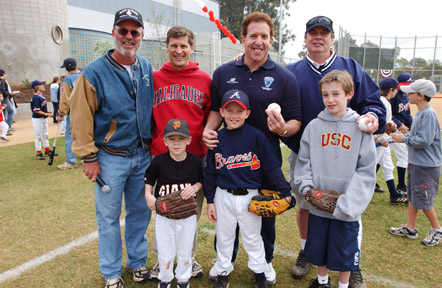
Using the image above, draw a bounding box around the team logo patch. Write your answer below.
[227,78,238,84]
[159,201,169,213]
[264,77,274,88]
[272,201,280,207]
[315,192,322,197]
[60,87,65,94]
[173,120,181,130]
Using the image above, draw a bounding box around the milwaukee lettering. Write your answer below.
[321,133,352,150]
[215,152,255,169]
[154,85,205,108]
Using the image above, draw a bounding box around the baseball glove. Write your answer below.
[385,122,397,134]
[305,188,342,213]
[155,190,198,219]
[248,190,296,217]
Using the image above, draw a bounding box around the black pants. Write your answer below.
[52,102,59,123]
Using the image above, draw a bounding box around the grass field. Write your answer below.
[0,139,441,288]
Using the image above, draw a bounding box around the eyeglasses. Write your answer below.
[115,26,142,38]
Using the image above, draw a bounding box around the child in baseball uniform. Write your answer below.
[204,89,292,288]
[30,80,52,160]
[390,79,442,247]
[375,78,408,204]
[145,119,203,288]
[389,73,414,193]
[0,93,9,142]
[294,70,376,288]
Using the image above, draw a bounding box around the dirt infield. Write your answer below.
[0,119,60,147]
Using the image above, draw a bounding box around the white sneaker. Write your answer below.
[191,258,203,278]
[57,162,78,170]
[265,262,276,285]
[105,277,124,288]
[209,265,217,281]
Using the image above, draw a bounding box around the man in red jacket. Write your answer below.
[149,25,212,280]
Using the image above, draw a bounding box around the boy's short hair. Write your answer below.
[164,119,190,138]
[166,25,194,46]
[318,70,354,94]
[401,79,436,99]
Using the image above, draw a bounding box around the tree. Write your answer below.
[218,0,296,55]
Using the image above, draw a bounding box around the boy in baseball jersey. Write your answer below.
[375,78,408,204]
[294,70,376,288]
[390,79,442,247]
[204,89,292,288]
[145,119,203,288]
[30,80,52,160]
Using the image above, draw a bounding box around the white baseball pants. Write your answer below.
[213,188,267,275]
[32,117,49,152]
[389,142,408,168]
[0,120,8,137]
[376,146,395,181]
[156,214,196,283]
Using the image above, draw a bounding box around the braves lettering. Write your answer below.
[154,85,205,108]
[397,102,410,113]
[321,133,351,150]
[215,152,261,170]
[159,183,191,196]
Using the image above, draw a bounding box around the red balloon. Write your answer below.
[202,6,208,13]
[215,19,220,26]
[216,23,222,29]
[208,10,214,16]
[210,16,215,22]
[221,27,228,34]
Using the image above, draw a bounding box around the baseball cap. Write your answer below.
[60,58,77,68]
[221,89,250,110]
[164,119,190,138]
[114,8,144,28]
[379,78,399,90]
[397,73,413,86]
[400,79,437,98]
[0,69,5,75]
[31,80,46,89]
[306,16,334,33]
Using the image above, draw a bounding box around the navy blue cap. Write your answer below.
[306,16,334,33]
[397,73,413,84]
[221,89,250,110]
[60,58,77,68]
[31,80,46,89]
[379,78,399,90]
[114,8,144,28]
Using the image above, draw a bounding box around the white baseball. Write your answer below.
[267,103,281,114]
[358,118,373,131]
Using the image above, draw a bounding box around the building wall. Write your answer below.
[0,0,70,85]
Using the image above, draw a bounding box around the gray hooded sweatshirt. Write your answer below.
[294,108,376,222]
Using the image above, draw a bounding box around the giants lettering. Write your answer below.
[154,84,205,108]
[321,133,351,150]
[158,183,191,196]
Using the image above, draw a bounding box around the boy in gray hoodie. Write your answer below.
[294,70,376,288]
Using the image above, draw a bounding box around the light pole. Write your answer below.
[278,0,283,63]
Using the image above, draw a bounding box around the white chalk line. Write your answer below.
[0,223,418,288]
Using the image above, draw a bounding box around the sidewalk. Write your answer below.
[0,119,62,148]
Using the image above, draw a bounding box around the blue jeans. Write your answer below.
[1,97,16,127]
[96,146,152,280]
[64,115,77,165]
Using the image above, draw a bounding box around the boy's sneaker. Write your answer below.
[255,278,268,288]
[191,258,203,278]
[131,266,150,282]
[375,183,385,193]
[6,132,12,136]
[158,281,171,288]
[389,224,418,239]
[208,265,218,281]
[213,272,229,288]
[265,262,276,285]
[57,162,78,170]
[36,153,45,160]
[291,249,311,279]
[421,228,442,247]
[0,136,9,142]
[397,186,407,194]
[390,195,408,204]
[8,127,16,132]
[308,277,330,288]
[150,262,160,280]
[105,277,124,288]
[349,270,367,288]
[177,282,190,288]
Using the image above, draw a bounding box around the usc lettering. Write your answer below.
[321,133,352,150]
